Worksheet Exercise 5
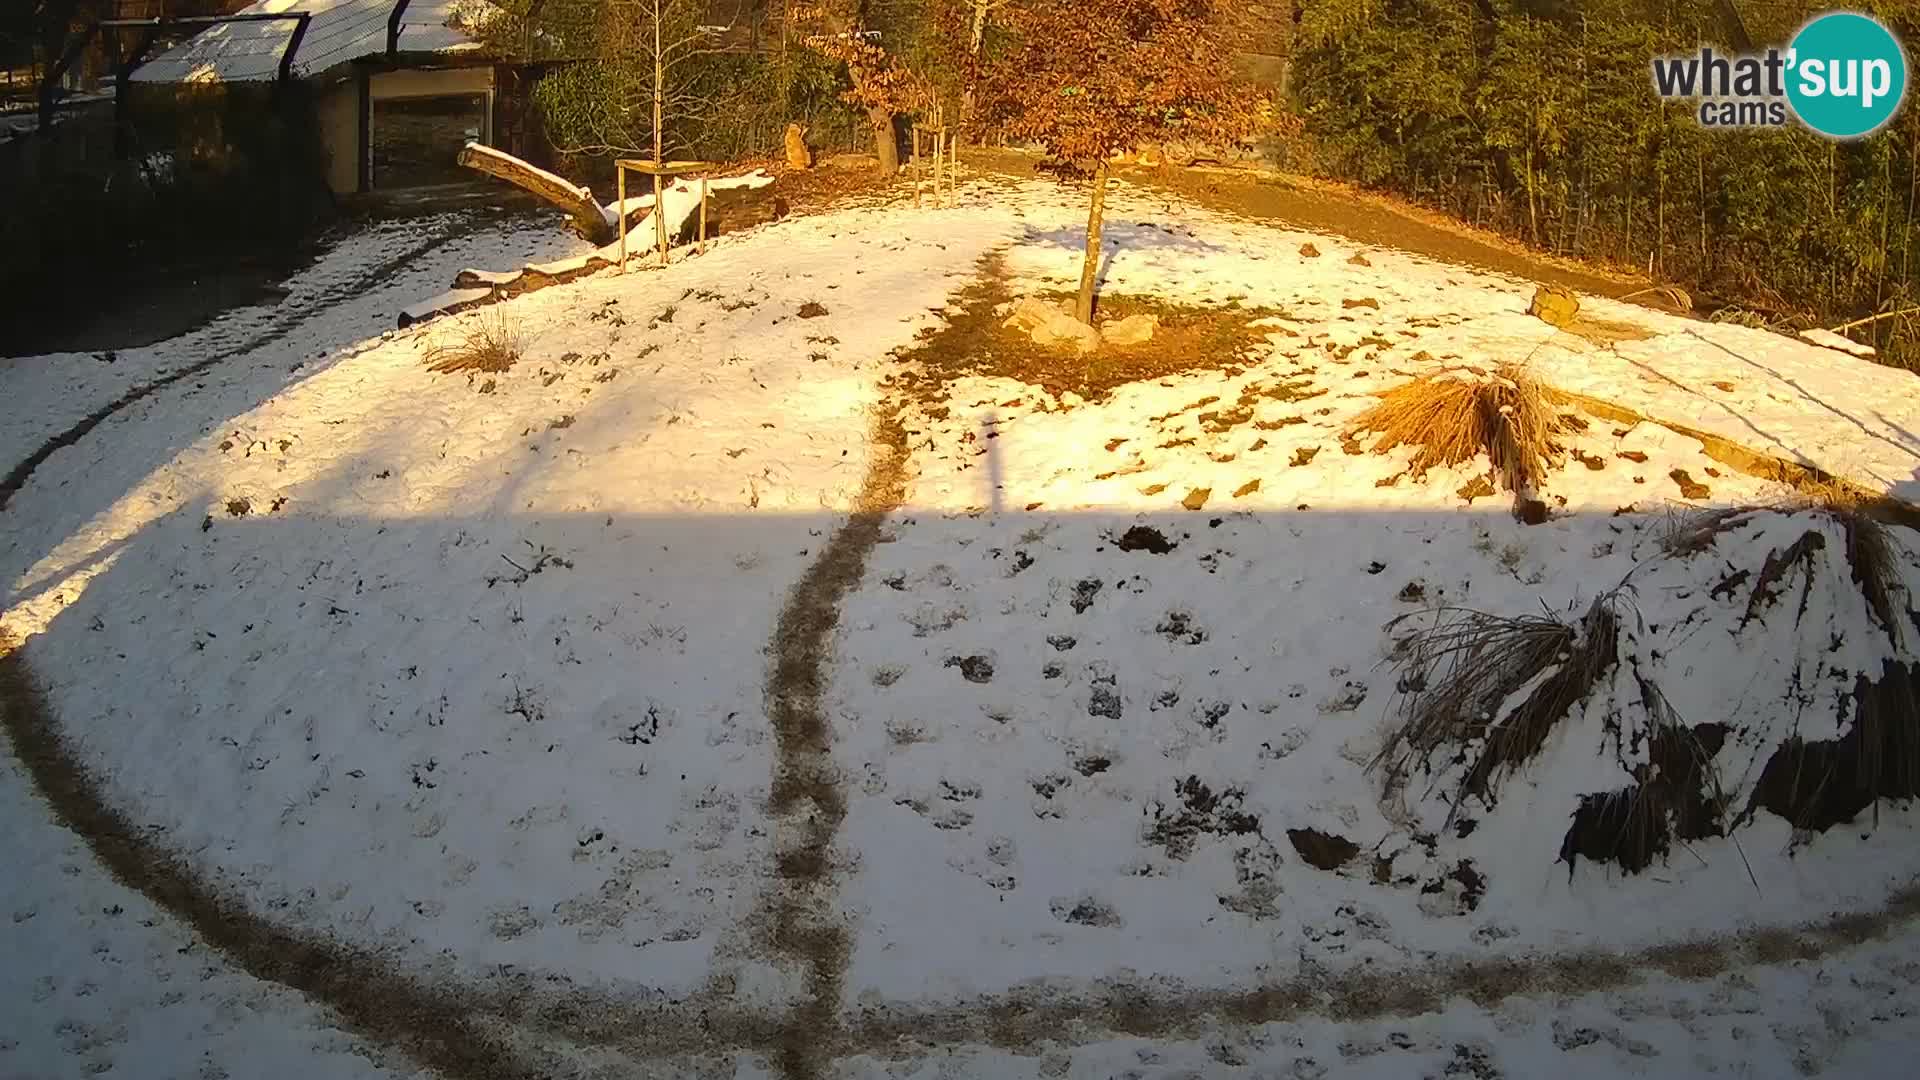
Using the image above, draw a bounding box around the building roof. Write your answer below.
[130,0,486,84]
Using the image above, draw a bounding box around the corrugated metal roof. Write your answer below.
[131,0,485,84]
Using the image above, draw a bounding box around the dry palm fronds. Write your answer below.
[1660,505,1759,556]
[1784,485,1910,642]
[1752,660,1920,831]
[1663,494,1910,645]
[1350,364,1570,493]
[425,309,523,374]
[1560,784,1670,875]
[1376,591,1630,819]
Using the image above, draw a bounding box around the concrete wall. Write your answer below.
[315,75,358,195]
[370,66,494,101]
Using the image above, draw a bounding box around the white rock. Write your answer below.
[1003,296,1099,353]
[1101,312,1159,346]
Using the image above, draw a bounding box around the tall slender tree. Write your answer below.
[983,0,1277,323]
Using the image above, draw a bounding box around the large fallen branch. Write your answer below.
[458,143,612,244]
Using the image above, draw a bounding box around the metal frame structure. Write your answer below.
[615,159,714,271]
[87,12,316,85]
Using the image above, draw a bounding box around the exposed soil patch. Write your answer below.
[893,250,1286,400]
[1114,525,1176,553]
[1070,578,1103,614]
[1669,469,1711,500]
[944,654,996,683]
[1288,827,1360,870]
[1146,776,1262,859]
[700,159,895,237]
[1050,895,1124,928]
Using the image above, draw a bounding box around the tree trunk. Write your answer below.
[1076,162,1109,325]
[870,106,899,174]
[962,0,990,132]
[1525,146,1538,245]
[652,0,664,165]
[459,144,612,243]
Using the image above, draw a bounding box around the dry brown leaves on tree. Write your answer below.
[981,0,1283,168]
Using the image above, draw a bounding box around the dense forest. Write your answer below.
[1288,0,1920,365]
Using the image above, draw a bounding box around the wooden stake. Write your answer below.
[653,172,668,266]
[933,129,943,207]
[698,176,708,254]
[911,127,921,208]
[617,165,627,272]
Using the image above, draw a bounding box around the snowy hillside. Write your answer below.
[3,173,1918,1078]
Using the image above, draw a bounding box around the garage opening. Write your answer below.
[371,92,489,189]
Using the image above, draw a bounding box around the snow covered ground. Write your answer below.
[4,174,1920,1077]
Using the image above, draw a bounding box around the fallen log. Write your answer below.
[457,143,612,244]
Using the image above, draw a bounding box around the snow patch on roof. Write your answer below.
[130,0,486,84]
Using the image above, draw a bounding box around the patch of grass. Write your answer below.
[1349,364,1571,493]
[1375,590,1630,820]
[425,310,523,374]
[891,251,1290,401]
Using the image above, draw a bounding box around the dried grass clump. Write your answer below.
[1350,364,1570,493]
[1376,591,1629,819]
[425,310,523,374]
[1752,660,1920,831]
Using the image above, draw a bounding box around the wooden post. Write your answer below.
[617,165,627,272]
[933,129,943,207]
[698,176,708,254]
[653,171,667,266]
[911,127,921,208]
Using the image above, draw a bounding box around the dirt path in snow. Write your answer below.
[0,218,476,514]
[758,404,913,1079]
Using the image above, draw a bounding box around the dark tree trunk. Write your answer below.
[869,106,898,174]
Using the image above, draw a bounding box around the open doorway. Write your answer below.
[371,91,489,189]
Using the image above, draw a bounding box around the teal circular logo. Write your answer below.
[1786,13,1908,138]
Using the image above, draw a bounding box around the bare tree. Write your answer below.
[468,0,752,163]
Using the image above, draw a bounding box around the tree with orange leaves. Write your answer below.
[983,0,1279,324]
[797,1,941,176]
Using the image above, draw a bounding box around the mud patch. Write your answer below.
[1288,827,1360,871]
[1669,468,1711,500]
[944,654,996,683]
[1114,525,1176,554]
[1050,895,1124,928]
[1146,776,1262,859]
